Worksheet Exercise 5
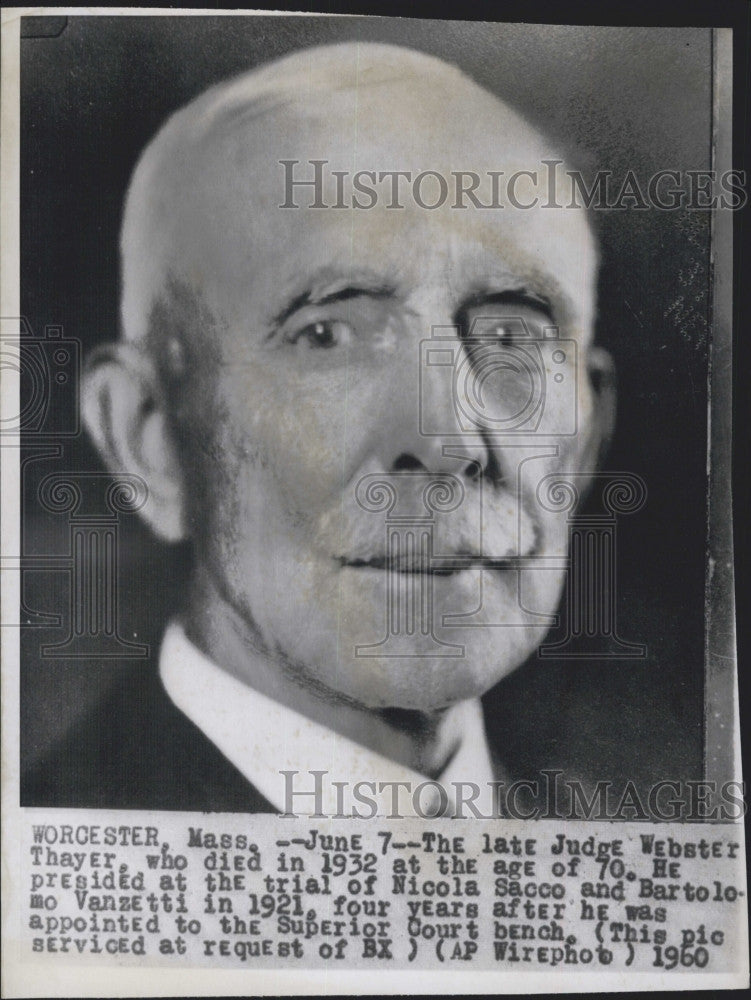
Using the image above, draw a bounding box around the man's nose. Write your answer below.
[376,330,491,479]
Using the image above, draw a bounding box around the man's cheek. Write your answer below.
[229,399,348,503]
[553,434,581,471]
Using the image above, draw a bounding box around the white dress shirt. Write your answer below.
[159,621,497,817]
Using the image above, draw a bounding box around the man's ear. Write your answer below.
[82,342,187,542]
[580,345,617,471]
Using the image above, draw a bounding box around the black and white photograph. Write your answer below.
[1,6,747,995]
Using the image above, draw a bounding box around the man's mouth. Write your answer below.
[337,554,525,575]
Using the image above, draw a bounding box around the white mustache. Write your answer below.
[320,483,537,568]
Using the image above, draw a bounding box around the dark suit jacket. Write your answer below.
[22,665,276,813]
[23,650,696,814]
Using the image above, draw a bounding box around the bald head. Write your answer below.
[120,42,596,347]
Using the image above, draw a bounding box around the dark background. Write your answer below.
[19,16,714,791]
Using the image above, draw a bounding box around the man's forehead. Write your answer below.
[122,42,598,343]
[165,156,596,344]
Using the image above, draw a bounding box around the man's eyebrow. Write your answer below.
[271,279,397,328]
[457,287,555,320]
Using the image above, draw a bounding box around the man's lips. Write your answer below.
[336,554,529,574]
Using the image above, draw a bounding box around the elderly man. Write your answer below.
[25,42,612,815]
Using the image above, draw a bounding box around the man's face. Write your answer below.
[168,74,599,710]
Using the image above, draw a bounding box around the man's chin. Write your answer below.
[258,566,559,709]
[293,629,535,712]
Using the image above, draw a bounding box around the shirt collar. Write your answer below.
[159,621,497,817]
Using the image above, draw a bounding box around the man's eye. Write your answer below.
[288,319,353,349]
[492,325,519,346]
